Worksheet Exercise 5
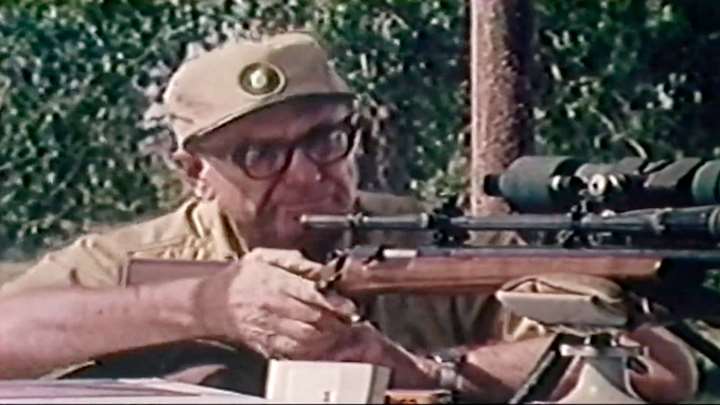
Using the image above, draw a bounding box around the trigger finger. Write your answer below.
[324,292,358,318]
[265,252,323,277]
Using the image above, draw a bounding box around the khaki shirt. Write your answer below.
[0,191,525,392]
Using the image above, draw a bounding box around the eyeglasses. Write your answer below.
[194,119,356,180]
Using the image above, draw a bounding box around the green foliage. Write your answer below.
[533,0,720,160]
[1,0,720,260]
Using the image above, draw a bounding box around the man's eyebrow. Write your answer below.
[204,109,354,146]
[251,114,352,146]
[302,111,353,133]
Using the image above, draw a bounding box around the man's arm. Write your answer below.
[0,252,358,380]
[0,277,206,379]
[327,324,698,403]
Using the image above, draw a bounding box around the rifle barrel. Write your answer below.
[300,205,720,239]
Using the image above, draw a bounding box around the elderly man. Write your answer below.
[0,32,698,402]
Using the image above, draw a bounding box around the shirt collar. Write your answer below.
[191,198,249,260]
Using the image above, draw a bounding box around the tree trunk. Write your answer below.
[470,0,534,215]
[354,103,411,194]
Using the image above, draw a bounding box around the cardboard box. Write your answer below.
[265,360,391,404]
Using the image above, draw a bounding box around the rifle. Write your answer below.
[126,204,720,335]
[127,204,720,321]
[125,155,720,403]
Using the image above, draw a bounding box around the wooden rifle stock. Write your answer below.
[330,252,662,297]
[327,247,720,324]
[125,258,231,286]
[124,250,720,323]
[125,252,663,297]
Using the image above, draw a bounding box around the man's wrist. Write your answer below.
[190,271,233,339]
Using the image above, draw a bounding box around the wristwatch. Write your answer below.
[430,348,465,392]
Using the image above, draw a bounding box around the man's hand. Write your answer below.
[195,248,357,359]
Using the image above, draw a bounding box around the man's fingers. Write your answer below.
[260,333,301,359]
[285,282,357,319]
[247,248,323,277]
[280,276,357,319]
[247,308,348,359]
[228,261,357,324]
[257,330,338,360]
[324,291,358,317]
[266,296,352,330]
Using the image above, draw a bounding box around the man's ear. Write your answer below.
[172,150,213,199]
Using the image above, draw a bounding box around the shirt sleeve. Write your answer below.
[0,234,124,297]
[0,234,127,378]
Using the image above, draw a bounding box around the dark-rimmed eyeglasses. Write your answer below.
[192,118,357,180]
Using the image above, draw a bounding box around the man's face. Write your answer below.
[185,98,358,249]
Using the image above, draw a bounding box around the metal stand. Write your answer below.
[510,334,647,404]
[553,336,646,404]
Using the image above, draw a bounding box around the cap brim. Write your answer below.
[180,92,355,151]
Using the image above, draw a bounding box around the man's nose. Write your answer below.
[282,148,322,184]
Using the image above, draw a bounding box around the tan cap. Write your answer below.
[163,31,353,149]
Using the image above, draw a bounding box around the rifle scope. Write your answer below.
[483,156,720,213]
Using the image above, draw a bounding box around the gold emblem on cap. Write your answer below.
[238,62,285,96]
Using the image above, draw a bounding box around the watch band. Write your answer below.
[430,349,465,391]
